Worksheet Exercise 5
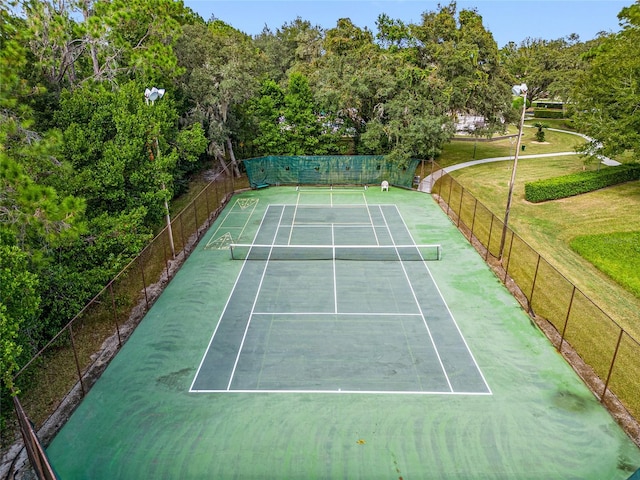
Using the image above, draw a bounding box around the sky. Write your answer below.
[183,0,632,47]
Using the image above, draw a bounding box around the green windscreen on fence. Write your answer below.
[243,155,420,188]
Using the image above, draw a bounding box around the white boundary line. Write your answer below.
[391,204,493,395]
[378,205,453,393]
[363,191,380,246]
[251,312,423,316]
[191,389,492,395]
[269,203,383,208]
[288,193,301,245]
[226,205,287,390]
[204,198,259,248]
[193,200,490,396]
[332,224,338,314]
[296,188,367,193]
[189,205,273,392]
[279,224,373,227]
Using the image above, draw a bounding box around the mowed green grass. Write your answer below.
[441,137,640,420]
[448,154,640,338]
[571,231,640,298]
[439,121,585,168]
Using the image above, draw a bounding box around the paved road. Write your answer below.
[419,129,620,193]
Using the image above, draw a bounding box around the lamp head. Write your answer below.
[511,84,528,96]
[144,87,165,105]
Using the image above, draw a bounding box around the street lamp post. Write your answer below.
[498,83,528,260]
[145,87,176,259]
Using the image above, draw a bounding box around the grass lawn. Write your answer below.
[571,231,640,298]
[448,154,640,338]
[438,121,585,168]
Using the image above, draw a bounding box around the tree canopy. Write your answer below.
[0,0,636,402]
[572,2,640,160]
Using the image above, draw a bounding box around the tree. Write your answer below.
[359,65,453,163]
[0,244,40,391]
[572,3,640,160]
[533,122,548,142]
[411,2,512,132]
[254,18,323,83]
[375,13,411,51]
[248,79,287,155]
[1,8,86,252]
[54,81,205,222]
[175,20,262,176]
[500,34,599,106]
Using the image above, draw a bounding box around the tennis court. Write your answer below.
[192,199,488,394]
[47,187,640,478]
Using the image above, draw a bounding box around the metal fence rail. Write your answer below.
[1,171,241,477]
[431,162,640,445]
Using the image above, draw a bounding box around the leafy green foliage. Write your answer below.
[5,0,639,437]
[571,231,640,297]
[248,74,345,156]
[533,109,564,119]
[533,122,548,142]
[37,208,152,340]
[0,245,40,390]
[54,81,205,224]
[572,3,640,160]
[524,164,640,202]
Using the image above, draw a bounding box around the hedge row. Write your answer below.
[533,109,564,119]
[533,102,563,109]
[525,164,640,203]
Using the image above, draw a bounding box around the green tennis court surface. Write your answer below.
[191,203,488,394]
[47,187,640,478]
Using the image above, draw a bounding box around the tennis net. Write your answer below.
[229,244,442,261]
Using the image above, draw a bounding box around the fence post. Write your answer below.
[13,396,57,480]
[179,215,187,256]
[68,324,86,397]
[457,186,464,227]
[528,255,541,314]
[470,198,478,241]
[429,160,435,192]
[559,285,576,351]
[446,177,453,216]
[162,229,170,281]
[503,233,515,283]
[109,282,122,347]
[601,329,624,402]
[194,198,199,239]
[486,215,495,261]
[205,183,212,226]
[139,257,149,311]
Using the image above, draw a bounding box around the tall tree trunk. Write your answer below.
[81,1,101,78]
[208,140,229,176]
[218,154,229,175]
[226,137,241,177]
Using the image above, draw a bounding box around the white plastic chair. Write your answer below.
[381,180,389,191]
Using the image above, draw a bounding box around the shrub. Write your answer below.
[533,109,564,119]
[524,164,640,203]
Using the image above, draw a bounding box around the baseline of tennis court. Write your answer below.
[46,186,640,479]
[191,202,490,394]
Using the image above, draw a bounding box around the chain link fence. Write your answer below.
[430,162,640,446]
[1,171,242,478]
